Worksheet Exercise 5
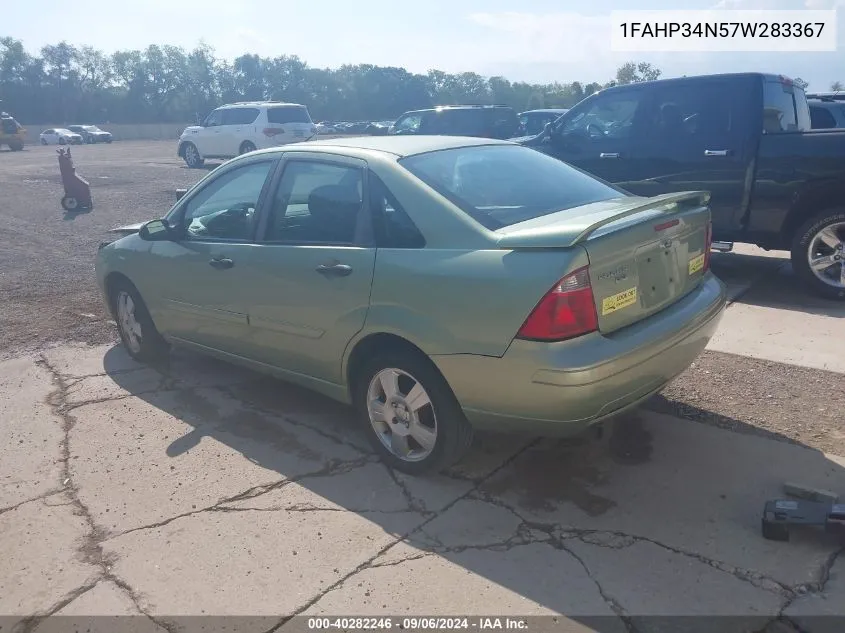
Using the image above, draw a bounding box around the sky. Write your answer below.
[8,0,845,90]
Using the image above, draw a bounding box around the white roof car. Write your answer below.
[40,128,84,145]
[177,102,317,168]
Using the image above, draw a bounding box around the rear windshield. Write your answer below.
[399,145,623,230]
[267,106,312,124]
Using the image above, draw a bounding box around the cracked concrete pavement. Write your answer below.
[1,342,844,633]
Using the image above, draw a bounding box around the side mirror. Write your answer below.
[138,219,175,242]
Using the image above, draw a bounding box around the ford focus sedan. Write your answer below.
[96,136,726,474]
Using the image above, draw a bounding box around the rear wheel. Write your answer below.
[9,140,23,151]
[182,142,204,168]
[61,196,78,212]
[791,210,845,301]
[41,138,48,145]
[239,141,257,155]
[110,280,170,363]
[59,137,67,145]
[353,349,473,475]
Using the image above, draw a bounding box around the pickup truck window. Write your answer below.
[763,81,799,133]
[556,91,644,140]
[643,82,739,141]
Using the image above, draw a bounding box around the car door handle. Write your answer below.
[316,263,353,277]
[704,149,731,156]
[599,152,620,158]
[209,257,234,270]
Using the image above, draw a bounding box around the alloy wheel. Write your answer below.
[116,290,143,354]
[806,221,845,290]
[366,368,438,462]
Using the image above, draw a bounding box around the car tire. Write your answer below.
[182,142,204,168]
[106,138,112,143]
[10,141,23,151]
[352,348,474,475]
[110,280,170,363]
[41,138,48,145]
[86,136,94,144]
[790,209,845,301]
[239,141,257,155]
[59,137,67,145]
[61,196,79,212]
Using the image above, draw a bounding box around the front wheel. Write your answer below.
[110,280,170,363]
[239,141,257,155]
[791,210,845,301]
[59,137,67,145]
[41,138,48,145]
[182,142,204,168]
[61,196,78,212]
[353,349,473,475]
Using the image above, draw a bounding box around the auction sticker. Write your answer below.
[602,287,637,315]
[688,253,705,275]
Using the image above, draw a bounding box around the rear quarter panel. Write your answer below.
[362,246,590,358]
[750,129,845,247]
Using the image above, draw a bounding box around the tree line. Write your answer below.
[0,37,668,125]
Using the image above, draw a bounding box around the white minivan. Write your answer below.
[177,102,318,168]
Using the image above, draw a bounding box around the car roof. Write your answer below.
[402,105,513,115]
[520,109,569,114]
[255,135,514,158]
[218,101,306,109]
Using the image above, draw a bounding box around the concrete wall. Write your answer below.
[22,123,192,144]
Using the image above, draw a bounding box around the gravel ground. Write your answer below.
[1,140,840,456]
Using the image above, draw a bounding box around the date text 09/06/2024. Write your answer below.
[307,617,529,630]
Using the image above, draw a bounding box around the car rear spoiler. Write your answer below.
[568,191,711,245]
[495,191,711,250]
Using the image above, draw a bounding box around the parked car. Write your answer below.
[0,112,25,151]
[96,136,725,474]
[806,92,845,102]
[366,121,391,135]
[518,72,845,300]
[316,122,337,134]
[67,125,113,144]
[389,105,520,140]
[177,101,318,168]
[809,98,845,129]
[40,128,83,145]
[516,108,569,137]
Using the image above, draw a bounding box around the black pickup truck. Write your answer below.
[518,72,845,300]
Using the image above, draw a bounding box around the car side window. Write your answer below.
[204,109,223,127]
[264,160,365,245]
[643,82,738,145]
[763,81,798,133]
[369,172,425,249]
[810,105,837,129]
[393,114,421,134]
[223,107,260,125]
[179,160,274,241]
[557,91,645,141]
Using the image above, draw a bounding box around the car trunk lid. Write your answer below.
[496,191,712,335]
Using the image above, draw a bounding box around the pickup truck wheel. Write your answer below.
[791,210,845,300]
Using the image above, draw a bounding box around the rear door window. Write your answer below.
[223,107,260,125]
[267,106,312,124]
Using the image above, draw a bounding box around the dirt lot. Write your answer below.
[1,140,842,454]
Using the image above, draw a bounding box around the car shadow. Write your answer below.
[710,250,844,318]
[100,344,845,627]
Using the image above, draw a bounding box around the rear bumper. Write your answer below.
[432,273,727,436]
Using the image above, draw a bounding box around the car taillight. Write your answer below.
[263,127,284,137]
[516,267,599,342]
[703,220,713,272]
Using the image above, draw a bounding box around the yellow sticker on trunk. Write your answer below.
[601,287,637,315]
[688,253,705,275]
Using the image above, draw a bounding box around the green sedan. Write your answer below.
[96,136,727,474]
